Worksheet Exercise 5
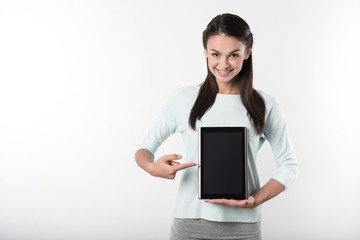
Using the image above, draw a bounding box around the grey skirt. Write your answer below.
[170,218,262,240]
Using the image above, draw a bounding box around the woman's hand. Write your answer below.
[204,179,285,208]
[149,154,197,179]
[204,196,256,208]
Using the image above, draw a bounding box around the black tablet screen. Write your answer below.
[200,127,247,199]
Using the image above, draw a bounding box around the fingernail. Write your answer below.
[178,155,182,158]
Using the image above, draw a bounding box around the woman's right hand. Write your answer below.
[148,154,197,179]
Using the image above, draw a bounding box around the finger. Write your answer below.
[204,199,235,204]
[205,199,247,207]
[173,163,197,172]
[169,160,180,166]
[161,154,182,162]
[246,196,255,205]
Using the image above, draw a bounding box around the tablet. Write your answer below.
[198,127,248,200]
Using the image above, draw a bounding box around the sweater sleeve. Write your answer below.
[135,90,180,157]
[263,96,298,190]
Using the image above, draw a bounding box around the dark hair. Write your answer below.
[188,13,266,135]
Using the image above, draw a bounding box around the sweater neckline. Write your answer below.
[195,84,241,96]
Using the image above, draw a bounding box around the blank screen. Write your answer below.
[202,131,244,195]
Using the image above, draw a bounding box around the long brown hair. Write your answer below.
[188,13,266,135]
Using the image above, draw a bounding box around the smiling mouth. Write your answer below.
[216,68,233,75]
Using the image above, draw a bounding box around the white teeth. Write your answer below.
[218,69,230,73]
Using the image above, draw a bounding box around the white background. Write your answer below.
[0,0,359,239]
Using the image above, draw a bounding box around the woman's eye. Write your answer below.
[230,54,239,58]
[211,53,219,57]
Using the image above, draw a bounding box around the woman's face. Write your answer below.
[204,33,252,85]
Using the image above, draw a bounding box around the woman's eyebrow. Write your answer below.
[209,48,241,53]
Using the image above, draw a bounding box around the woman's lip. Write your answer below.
[216,68,233,76]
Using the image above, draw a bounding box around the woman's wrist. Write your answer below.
[145,162,155,175]
[252,179,285,207]
[251,193,266,208]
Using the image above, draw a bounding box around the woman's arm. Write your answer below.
[135,149,196,179]
[251,178,285,207]
[135,149,155,173]
[205,95,297,208]
[135,88,195,179]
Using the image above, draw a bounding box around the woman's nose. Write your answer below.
[219,57,230,69]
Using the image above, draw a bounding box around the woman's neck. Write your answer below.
[199,81,241,95]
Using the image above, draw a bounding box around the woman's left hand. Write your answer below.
[204,196,256,208]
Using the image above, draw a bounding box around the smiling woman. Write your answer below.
[205,34,251,91]
[135,13,298,240]
[189,13,265,136]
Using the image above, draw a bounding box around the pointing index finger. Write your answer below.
[173,162,197,172]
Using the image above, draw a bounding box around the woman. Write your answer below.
[135,13,298,240]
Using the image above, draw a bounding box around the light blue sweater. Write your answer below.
[135,84,298,222]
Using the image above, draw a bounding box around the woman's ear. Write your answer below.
[244,46,253,60]
[204,48,208,58]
